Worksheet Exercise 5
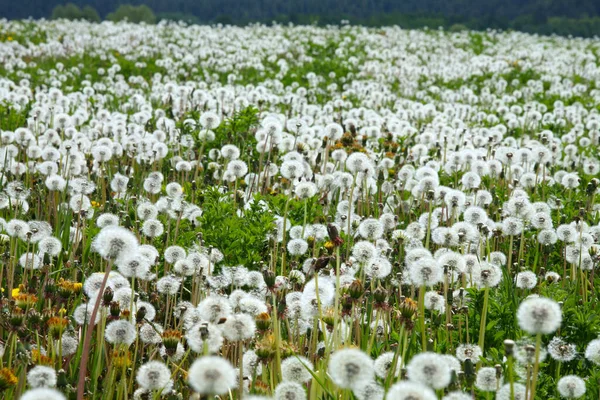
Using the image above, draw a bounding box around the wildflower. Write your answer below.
[287,239,308,256]
[0,368,17,390]
[58,333,79,357]
[92,226,139,261]
[456,344,482,362]
[353,380,384,400]
[274,381,307,400]
[557,375,586,399]
[496,383,526,400]
[164,246,186,264]
[27,365,57,388]
[585,338,600,364]
[365,257,392,279]
[424,291,445,313]
[38,237,62,257]
[406,352,452,389]
[281,356,313,383]
[20,388,66,400]
[19,252,42,270]
[197,295,232,324]
[136,361,171,391]
[548,337,577,362]
[105,320,137,346]
[156,275,181,295]
[200,112,221,130]
[294,181,317,199]
[142,219,164,238]
[407,258,443,287]
[517,296,562,334]
[187,356,236,395]
[222,313,256,341]
[358,219,384,240]
[475,367,501,392]
[352,241,377,263]
[373,352,400,379]
[385,381,437,400]
[328,348,374,390]
[14,293,38,308]
[443,392,472,400]
[515,271,537,289]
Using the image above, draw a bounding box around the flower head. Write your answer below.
[187,356,236,395]
[517,296,562,334]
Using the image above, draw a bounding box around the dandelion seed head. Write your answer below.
[187,356,236,395]
[557,375,586,399]
[406,352,452,389]
[517,296,562,334]
[281,356,313,383]
[328,348,374,390]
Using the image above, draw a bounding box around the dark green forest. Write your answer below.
[4,0,600,37]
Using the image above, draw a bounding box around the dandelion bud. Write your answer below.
[162,330,183,356]
[503,339,515,356]
[56,369,68,388]
[347,280,364,300]
[373,287,387,303]
[102,287,114,305]
[0,368,18,390]
[136,306,147,324]
[109,301,120,318]
[255,312,271,331]
[262,269,276,289]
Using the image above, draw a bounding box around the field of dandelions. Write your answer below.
[1,18,600,400]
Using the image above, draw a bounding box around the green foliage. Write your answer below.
[81,5,101,22]
[198,188,274,270]
[106,4,157,24]
[206,106,261,153]
[51,3,100,22]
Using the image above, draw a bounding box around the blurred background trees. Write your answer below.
[29,0,600,37]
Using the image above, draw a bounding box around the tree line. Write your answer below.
[5,0,600,38]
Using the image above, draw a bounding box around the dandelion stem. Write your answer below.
[528,333,542,400]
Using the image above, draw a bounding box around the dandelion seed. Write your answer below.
[456,344,482,362]
[557,375,586,399]
[373,352,400,379]
[187,356,236,395]
[27,365,57,388]
[20,388,66,400]
[328,348,374,390]
[406,352,452,389]
[281,356,313,383]
[136,361,171,391]
[105,320,137,346]
[475,367,501,392]
[385,381,437,400]
[496,383,527,400]
[517,296,562,334]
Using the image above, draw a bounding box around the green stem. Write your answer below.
[478,287,490,353]
[418,285,426,351]
[529,333,542,400]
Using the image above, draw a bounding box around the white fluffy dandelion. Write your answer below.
[557,375,586,399]
[105,320,137,346]
[187,356,236,395]
[406,352,452,390]
[385,381,437,400]
[517,296,562,334]
[136,361,171,391]
[328,348,374,390]
[281,356,313,383]
[27,365,57,388]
